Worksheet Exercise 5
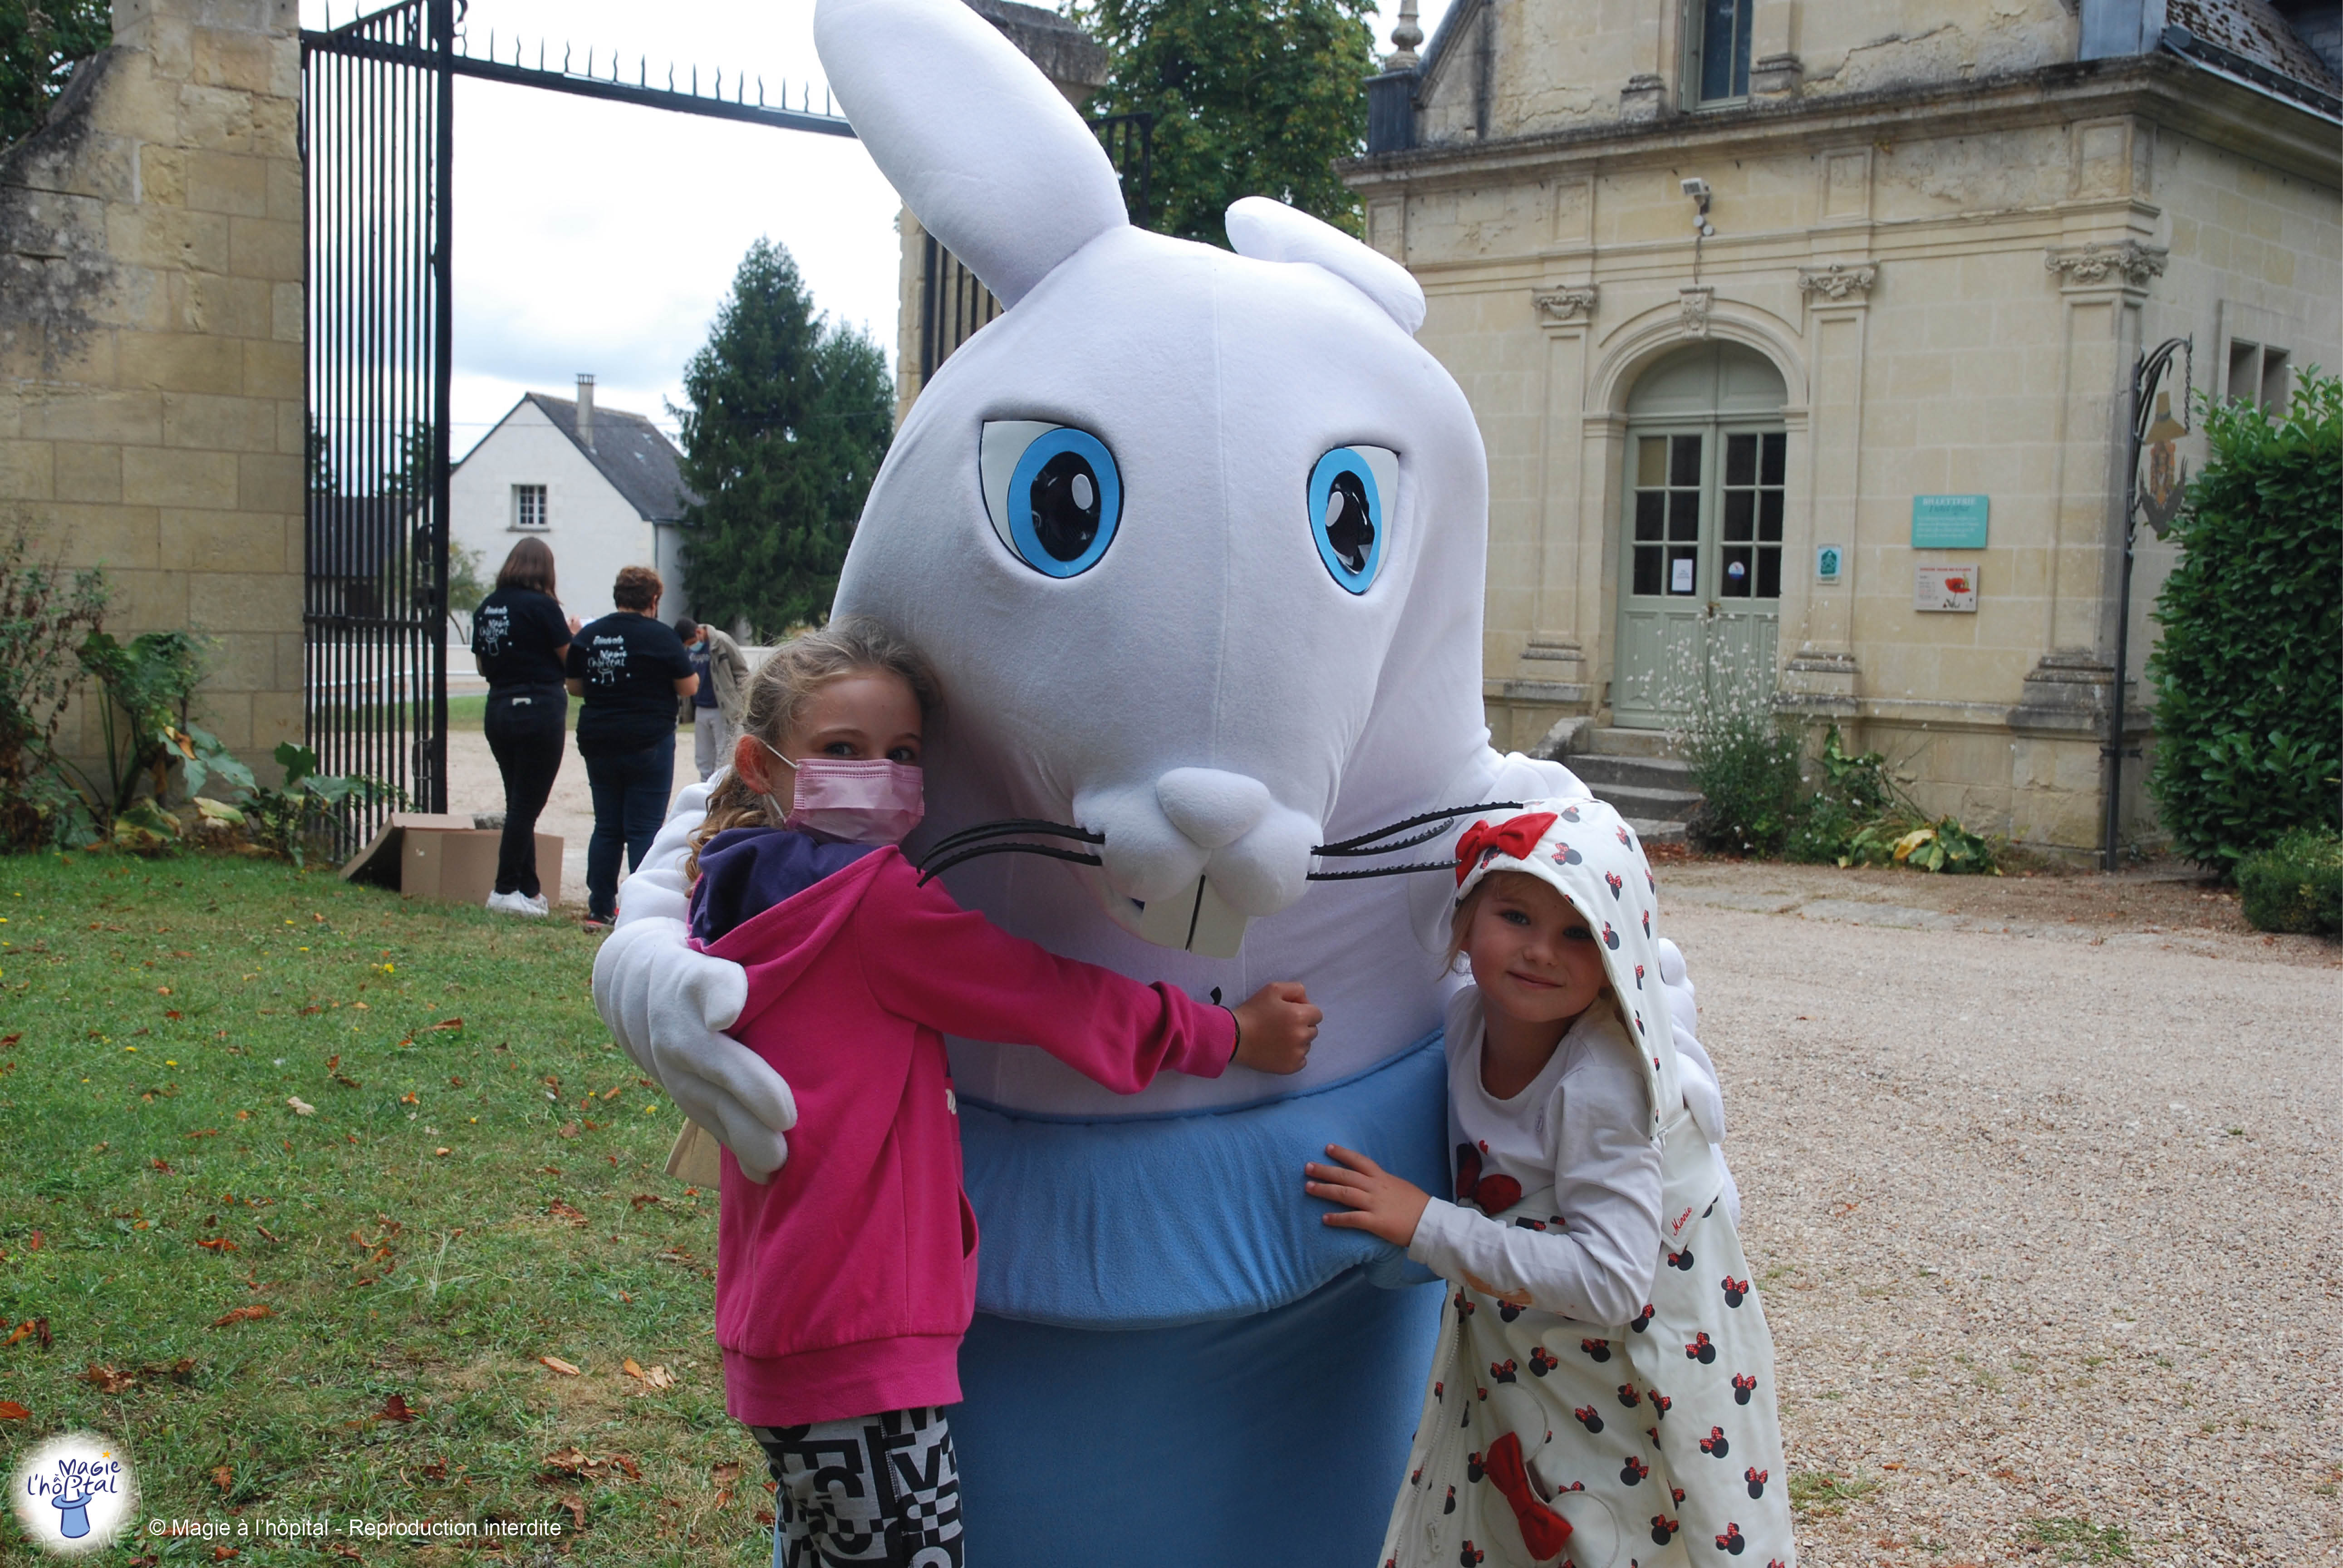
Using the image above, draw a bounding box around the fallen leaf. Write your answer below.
[754,1509,775,1526]
[400,1091,420,1105]
[602,1084,624,1101]
[150,1157,175,1172]
[210,1548,238,1561]
[157,985,171,995]
[543,1446,590,1473]
[0,1033,18,1047]
[0,1400,29,1420]
[420,1458,448,1481]
[141,1358,196,1383]
[376,1392,418,1423]
[557,1493,585,1529]
[186,1128,219,1139]
[165,1009,182,1020]
[429,1018,463,1031]
[26,1230,40,1250]
[539,1354,581,1377]
[609,1454,641,1480]
[82,1364,137,1393]
[196,1237,238,1251]
[629,1193,661,1210]
[711,1461,742,1486]
[255,1224,282,1244]
[286,1096,316,1116]
[642,1364,674,1389]
[326,1545,363,1560]
[558,1121,580,1139]
[212,1304,271,1327]
[212,1464,233,1492]
[622,1357,645,1379]
[547,1200,586,1226]
[448,1075,464,1087]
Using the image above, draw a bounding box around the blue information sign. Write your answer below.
[1911,494,1989,549]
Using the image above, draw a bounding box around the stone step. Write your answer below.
[1626,818,1688,846]
[1578,725,1684,759]
[1585,780,1706,823]
[1567,751,1697,794]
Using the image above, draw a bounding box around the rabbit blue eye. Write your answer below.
[1308,446,1397,593]
[979,421,1121,578]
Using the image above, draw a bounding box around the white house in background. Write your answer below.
[451,375,698,623]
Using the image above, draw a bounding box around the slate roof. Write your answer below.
[2169,0,2340,88]
[462,393,699,523]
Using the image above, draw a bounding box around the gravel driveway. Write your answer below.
[1670,877,2341,1565]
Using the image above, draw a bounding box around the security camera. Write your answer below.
[1680,176,1710,201]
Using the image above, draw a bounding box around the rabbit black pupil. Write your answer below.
[1325,470,1375,572]
[1029,451,1102,562]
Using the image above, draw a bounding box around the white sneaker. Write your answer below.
[485,890,545,918]
[523,893,550,917]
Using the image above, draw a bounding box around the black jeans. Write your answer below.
[482,684,566,898]
[582,736,674,921]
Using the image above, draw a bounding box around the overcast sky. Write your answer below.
[299,0,1452,460]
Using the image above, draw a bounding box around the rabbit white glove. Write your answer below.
[1655,935,1741,1227]
[592,780,795,1183]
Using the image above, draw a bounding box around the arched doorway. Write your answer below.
[1611,342,1789,729]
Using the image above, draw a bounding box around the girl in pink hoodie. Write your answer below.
[685,618,1321,1568]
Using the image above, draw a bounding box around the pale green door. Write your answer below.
[1611,344,1787,729]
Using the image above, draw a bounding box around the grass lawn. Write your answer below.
[0,852,771,1564]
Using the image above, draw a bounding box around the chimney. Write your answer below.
[576,374,596,450]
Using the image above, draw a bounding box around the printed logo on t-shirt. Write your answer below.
[475,602,510,658]
[587,632,629,685]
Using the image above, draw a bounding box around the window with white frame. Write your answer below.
[1688,0,1752,105]
[513,484,547,529]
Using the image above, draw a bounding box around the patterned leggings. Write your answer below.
[751,1407,964,1568]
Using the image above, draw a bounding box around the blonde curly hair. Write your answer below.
[685,617,945,880]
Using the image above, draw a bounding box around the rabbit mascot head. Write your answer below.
[800,0,1587,1561]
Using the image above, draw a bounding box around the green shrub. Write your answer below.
[0,514,108,848]
[2235,827,2343,935]
[2147,370,2342,876]
[1785,727,1891,863]
[1680,697,1804,856]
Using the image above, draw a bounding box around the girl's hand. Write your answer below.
[1231,982,1320,1074]
[1306,1143,1430,1249]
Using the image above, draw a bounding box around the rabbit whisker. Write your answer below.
[1312,801,1525,858]
[915,840,1106,886]
[921,818,1105,860]
[1305,861,1467,882]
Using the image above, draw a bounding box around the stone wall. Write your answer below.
[0,0,305,778]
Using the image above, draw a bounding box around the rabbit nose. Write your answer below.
[1154,768,1272,850]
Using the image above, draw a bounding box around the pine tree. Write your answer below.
[676,239,894,638]
[1077,0,1377,249]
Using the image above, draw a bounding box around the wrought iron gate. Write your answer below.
[302,0,454,826]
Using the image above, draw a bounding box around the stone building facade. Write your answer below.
[1347,0,2339,851]
[0,0,307,776]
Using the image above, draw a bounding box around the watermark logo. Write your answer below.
[10,1433,138,1555]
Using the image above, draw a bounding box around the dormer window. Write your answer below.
[513,484,547,529]
[1689,0,1752,105]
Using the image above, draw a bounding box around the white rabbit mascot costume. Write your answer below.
[594,0,1733,1560]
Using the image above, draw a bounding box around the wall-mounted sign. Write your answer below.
[1915,564,1978,612]
[1911,494,1989,550]
[1815,544,1843,584]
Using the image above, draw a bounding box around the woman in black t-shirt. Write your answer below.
[565,565,697,926]
[472,537,580,915]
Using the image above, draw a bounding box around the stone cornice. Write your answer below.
[2043,240,2168,287]
[1341,54,2341,194]
[1532,284,1598,323]
[1796,262,1877,301]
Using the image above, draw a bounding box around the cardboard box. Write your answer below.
[342,813,563,907]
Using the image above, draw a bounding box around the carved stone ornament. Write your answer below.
[1797,262,1877,301]
[1679,287,1713,338]
[2043,241,2168,288]
[1533,285,1598,323]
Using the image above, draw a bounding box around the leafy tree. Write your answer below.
[1076,0,1378,248]
[2146,368,2341,874]
[1,0,110,149]
[676,238,893,637]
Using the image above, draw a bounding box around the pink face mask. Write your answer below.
[760,743,926,845]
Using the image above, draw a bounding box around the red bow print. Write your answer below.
[1454,813,1558,884]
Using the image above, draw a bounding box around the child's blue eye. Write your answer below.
[980,421,1122,578]
[1308,446,1397,593]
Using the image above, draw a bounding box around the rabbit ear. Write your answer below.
[816,0,1128,308]
[1225,196,1424,335]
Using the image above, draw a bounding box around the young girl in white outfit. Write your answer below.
[1307,797,1796,1567]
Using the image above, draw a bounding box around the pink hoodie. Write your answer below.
[700,846,1233,1427]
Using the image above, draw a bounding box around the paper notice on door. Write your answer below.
[1671,557,1695,594]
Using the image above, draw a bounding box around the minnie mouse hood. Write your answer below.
[1453,796,1676,1139]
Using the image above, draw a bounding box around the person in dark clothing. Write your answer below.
[473,537,581,916]
[566,564,697,927]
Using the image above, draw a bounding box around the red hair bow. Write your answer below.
[1455,812,1558,884]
